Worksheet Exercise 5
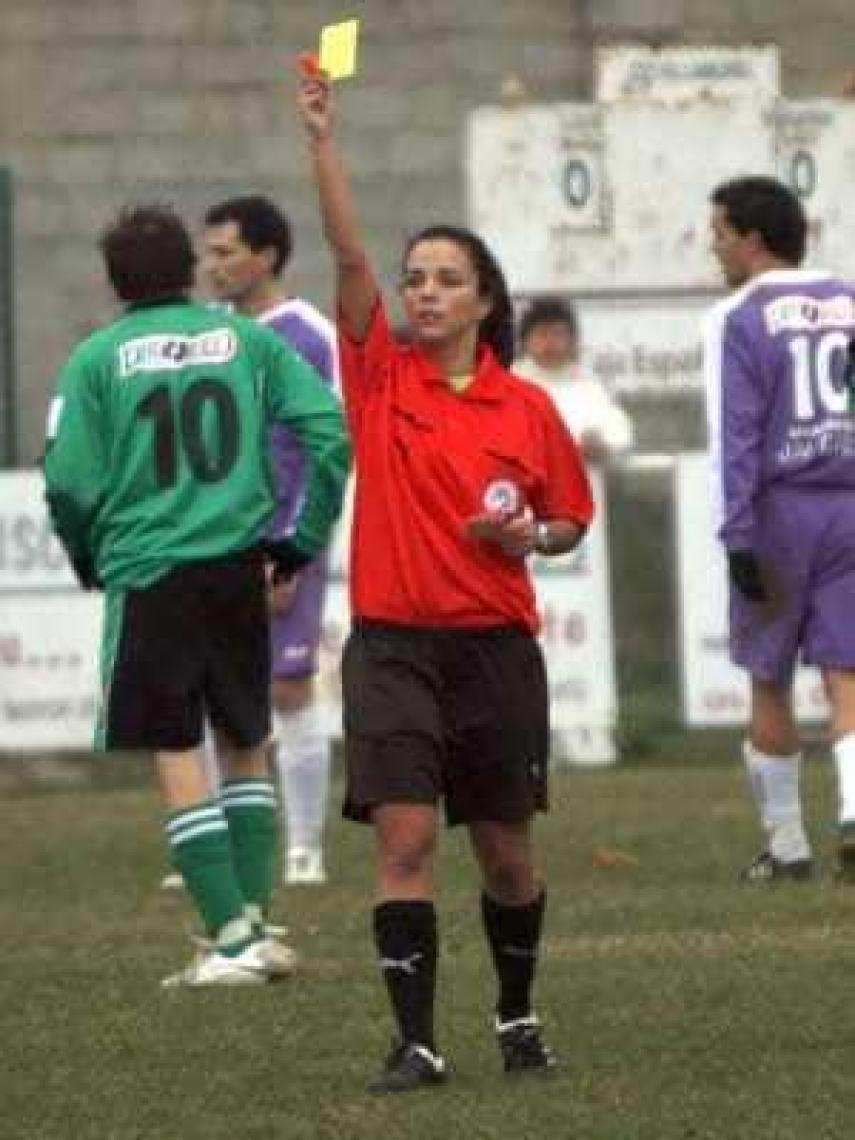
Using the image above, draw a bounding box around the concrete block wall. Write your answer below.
[1,0,851,460]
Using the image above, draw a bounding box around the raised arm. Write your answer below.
[296,70,378,340]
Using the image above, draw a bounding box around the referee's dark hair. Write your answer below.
[710,176,807,266]
[101,204,196,303]
[517,296,579,347]
[403,224,516,367]
[204,194,293,275]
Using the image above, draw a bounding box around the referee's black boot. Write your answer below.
[496,1015,557,1074]
[367,1041,447,1094]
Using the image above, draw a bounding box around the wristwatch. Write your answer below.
[534,521,551,555]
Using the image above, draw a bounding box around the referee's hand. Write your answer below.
[467,509,536,558]
[296,63,334,142]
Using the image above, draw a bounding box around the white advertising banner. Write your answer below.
[0,471,103,749]
[674,453,827,726]
[576,294,711,397]
[0,469,77,590]
[534,468,617,762]
[0,592,103,750]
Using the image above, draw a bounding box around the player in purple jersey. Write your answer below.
[705,175,855,881]
[202,194,341,885]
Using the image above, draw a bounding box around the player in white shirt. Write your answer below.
[202,195,341,886]
[514,297,634,463]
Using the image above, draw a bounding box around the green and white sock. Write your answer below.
[165,801,253,955]
[220,778,278,927]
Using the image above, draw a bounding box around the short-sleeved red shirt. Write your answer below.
[338,301,594,634]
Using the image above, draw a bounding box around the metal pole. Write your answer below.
[0,168,16,467]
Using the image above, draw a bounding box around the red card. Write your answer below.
[297,51,326,78]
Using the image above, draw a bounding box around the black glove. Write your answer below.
[845,336,855,393]
[70,553,101,591]
[262,538,313,584]
[727,549,767,602]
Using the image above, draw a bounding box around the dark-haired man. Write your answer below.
[43,204,350,983]
[706,175,855,881]
[202,195,340,885]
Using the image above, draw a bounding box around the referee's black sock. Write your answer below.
[372,900,438,1051]
[481,889,546,1023]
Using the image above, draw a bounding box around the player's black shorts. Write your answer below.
[100,547,270,752]
[341,619,549,826]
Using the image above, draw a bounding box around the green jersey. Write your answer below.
[43,299,350,590]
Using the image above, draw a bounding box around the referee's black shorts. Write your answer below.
[341,619,549,826]
[99,547,270,752]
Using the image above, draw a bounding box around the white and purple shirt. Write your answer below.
[259,298,340,540]
[705,268,855,551]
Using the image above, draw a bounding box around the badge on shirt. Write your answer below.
[482,479,522,515]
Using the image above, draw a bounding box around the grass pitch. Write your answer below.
[2,748,854,1140]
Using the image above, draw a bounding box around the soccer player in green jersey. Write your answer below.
[43,204,350,986]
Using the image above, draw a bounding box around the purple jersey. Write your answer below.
[260,299,340,539]
[705,269,855,551]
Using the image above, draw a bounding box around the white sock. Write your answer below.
[200,724,223,794]
[833,733,855,825]
[273,703,331,855]
[742,738,769,830]
[742,740,810,863]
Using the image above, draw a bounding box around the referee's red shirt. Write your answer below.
[339,301,594,634]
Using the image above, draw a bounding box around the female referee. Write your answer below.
[296,66,594,1094]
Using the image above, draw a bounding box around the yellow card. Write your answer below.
[319,18,360,81]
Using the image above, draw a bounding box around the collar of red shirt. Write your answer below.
[406,342,508,405]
